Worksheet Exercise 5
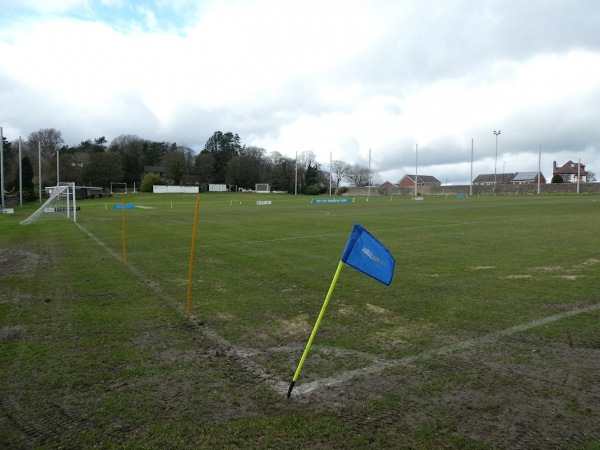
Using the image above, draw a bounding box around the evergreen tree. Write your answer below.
[109,135,144,185]
[203,131,241,183]
[21,156,34,192]
[84,152,123,187]
[2,136,15,187]
[163,149,186,185]
[195,152,215,186]
[2,135,12,156]
[10,156,35,193]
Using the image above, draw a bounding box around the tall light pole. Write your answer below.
[329,151,332,196]
[537,144,541,195]
[493,130,501,189]
[577,158,581,194]
[503,161,506,184]
[38,141,42,203]
[19,137,23,207]
[56,148,60,185]
[415,143,418,197]
[0,126,5,210]
[368,148,371,198]
[469,138,473,196]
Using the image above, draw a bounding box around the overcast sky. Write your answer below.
[1,0,599,184]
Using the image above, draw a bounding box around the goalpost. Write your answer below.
[255,183,270,193]
[110,182,128,194]
[20,182,77,225]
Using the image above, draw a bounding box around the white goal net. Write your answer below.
[20,182,77,225]
[110,182,128,194]
[255,183,270,193]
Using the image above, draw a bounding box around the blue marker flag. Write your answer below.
[287,222,395,398]
[341,223,395,286]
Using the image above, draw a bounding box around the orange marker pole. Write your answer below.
[186,196,201,319]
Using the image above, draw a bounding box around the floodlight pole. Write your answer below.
[329,151,332,196]
[56,149,60,184]
[368,148,371,198]
[537,144,541,195]
[294,151,297,195]
[0,126,4,210]
[19,137,22,207]
[469,138,473,196]
[38,141,42,203]
[493,130,501,191]
[414,144,418,197]
[577,159,581,194]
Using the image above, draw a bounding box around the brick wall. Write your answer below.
[345,183,600,196]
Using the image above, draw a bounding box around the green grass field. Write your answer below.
[1,192,599,448]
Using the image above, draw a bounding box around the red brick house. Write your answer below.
[510,172,546,184]
[553,161,587,183]
[397,175,441,187]
[472,173,515,185]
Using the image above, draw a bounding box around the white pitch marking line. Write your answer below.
[292,303,600,396]
[76,223,598,398]
[76,223,288,392]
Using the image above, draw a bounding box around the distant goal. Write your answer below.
[20,182,77,225]
[110,182,128,194]
[255,183,270,193]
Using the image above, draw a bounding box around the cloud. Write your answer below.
[1,0,600,185]
[0,0,86,14]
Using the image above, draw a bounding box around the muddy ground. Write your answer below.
[1,245,599,449]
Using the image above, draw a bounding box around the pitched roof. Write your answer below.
[473,173,515,183]
[554,160,587,175]
[378,181,395,188]
[400,175,441,183]
[419,175,441,183]
[512,172,541,181]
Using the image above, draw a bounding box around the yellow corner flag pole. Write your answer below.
[122,197,127,266]
[186,196,201,319]
[287,260,344,398]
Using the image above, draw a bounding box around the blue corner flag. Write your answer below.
[287,223,395,398]
[341,223,395,286]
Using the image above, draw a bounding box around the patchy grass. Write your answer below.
[1,192,599,448]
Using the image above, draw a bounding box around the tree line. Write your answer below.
[1,128,377,195]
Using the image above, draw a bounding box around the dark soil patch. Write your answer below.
[1,243,599,449]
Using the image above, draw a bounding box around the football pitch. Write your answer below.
[1,193,599,448]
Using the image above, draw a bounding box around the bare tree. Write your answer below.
[27,128,64,158]
[587,170,596,182]
[297,150,317,172]
[331,160,351,188]
[26,128,65,185]
[346,164,373,187]
[240,145,266,164]
[370,172,382,186]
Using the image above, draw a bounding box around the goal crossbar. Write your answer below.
[20,182,77,225]
[111,182,128,194]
